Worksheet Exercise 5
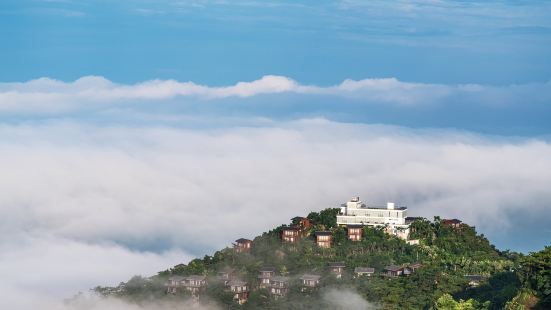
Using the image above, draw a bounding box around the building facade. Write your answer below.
[336,197,410,240]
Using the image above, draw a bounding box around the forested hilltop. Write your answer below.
[91,209,551,309]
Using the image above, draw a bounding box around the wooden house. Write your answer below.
[281,226,301,243]
[233,238,252,253]
[315,231,332,248]
[166,275,185,294]
[346,224,363,241]
[291,216,312,230]
[257,266,276,288]
[228,280,250,305]
[165,275,207,295]
[299,274,321,291]
[269,276,290,298]
[442,218,462,229]
[217,267,235,285]
[383,265,405,277]
[408,262,422,272]
[354,267,375,277]
[328,261,346,279]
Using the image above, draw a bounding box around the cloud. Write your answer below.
[322,289,377,310]
[1,76,550,114]
[1,119,550,309]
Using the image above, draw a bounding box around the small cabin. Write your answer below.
[258,266,276,288]
[442,218,462,229]
[281,226,301,243]
[354,267,375,277]
[315,231,332,248]
[346,224,363,241]
[383,265,405,277]
[228,280,250,304]
[328,261,346,278]
[299,273,321,291]
[218,267,235,285]
[181,275,207,295]
[291,216,312,230]
[166,275,207,295]
[166,275,185,294]
[408,262,422,272]
[233,238,253,253]
[269,276,290,298]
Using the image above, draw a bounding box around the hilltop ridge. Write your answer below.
[90,203,550,310]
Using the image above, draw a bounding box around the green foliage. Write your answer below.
[94,208,548,310]
[517,246,551,308]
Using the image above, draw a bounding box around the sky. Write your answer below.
[1,1,551,309]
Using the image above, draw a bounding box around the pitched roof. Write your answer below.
[185,275,206,281]
[354,267,375,273]
[384,265,403,272]
[300,274,321,281]
[346,224,363,229]
[442,219,462,224]
[270,276,290,282]
[316,231,332,236]
[259,266,276,272]
[235,238,252,243]
[228,280,248,286]
[281,225,301,231]
[328,261,346,267]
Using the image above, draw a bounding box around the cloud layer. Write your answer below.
[1,119,551,309]
[1,75,551,110]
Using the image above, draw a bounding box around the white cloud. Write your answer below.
[1,119,550,309]
[1,76,550,114]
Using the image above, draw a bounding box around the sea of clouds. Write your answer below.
[1,76,550,309]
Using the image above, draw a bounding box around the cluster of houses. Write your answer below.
[165,261,422,304]
[165,197,469,304]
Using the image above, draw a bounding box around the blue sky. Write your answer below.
[1,2,551,307]
[2,0,551,85]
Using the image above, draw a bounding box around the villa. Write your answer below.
[354,267,375,277]
[233,238,252,253]
[315,231,332,248]
[269,276,290,298]
[281,226,301,243]
[258,266,276,288]
[300,273,321,291]
[337,197,410,240]
[228,280,250,305]
[328,261,346,278]
[165,275,207,295]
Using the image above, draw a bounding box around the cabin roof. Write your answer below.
[259,266,276,272]
[300,274,321,281]
[346,224,363,229]
[271,276,290,282]
[316,231,332,236]
[384,265,403,272]
[281,225,301,231]
[354,267,375,273]
[228,280,248,286]
[235,238,252,243]
[185,275,206,281]
[328,261,346,267]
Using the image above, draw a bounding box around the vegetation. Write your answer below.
[93,210,550,309]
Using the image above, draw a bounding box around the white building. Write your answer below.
[336,197,410,239]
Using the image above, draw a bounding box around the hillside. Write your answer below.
[90,209,550,310]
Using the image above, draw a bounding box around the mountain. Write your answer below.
[88,208,551,310]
